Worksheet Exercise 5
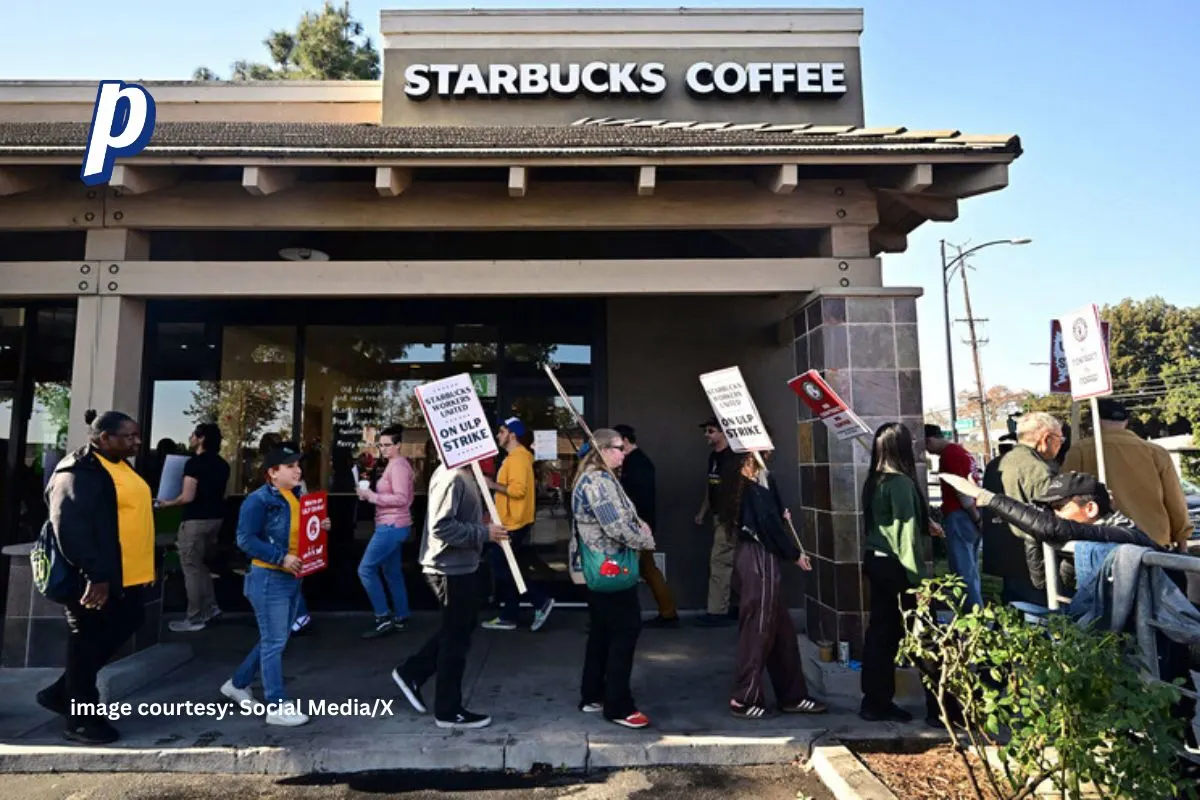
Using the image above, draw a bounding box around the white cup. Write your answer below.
[358,480,370,492]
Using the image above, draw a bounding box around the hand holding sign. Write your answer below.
[415,374,527,595]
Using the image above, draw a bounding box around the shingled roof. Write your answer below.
[0,121,1020,159]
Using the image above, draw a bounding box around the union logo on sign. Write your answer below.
[1072,318,1088,342]
[306,516,321,542]
[803,382,824,401]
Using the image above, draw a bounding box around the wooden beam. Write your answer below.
[759,164,798,194]
[636,166,656,197]
[86,257,883,297]
[375,167,412,197]
[897,163,933,193]
[0,183,104,229]
[818,225,872,258]
[242,167,296,196]
[869,227,908,254]
[109,165,178,196]
[877,189,958,222]
[0,166,58,196]
[0,261,100,296]
[83,180,880,232]
[935,163,1009,198]
[508,167,527,198]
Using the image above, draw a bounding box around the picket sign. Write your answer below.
[788,370,873,454]
[1057,303,1112,483]
[414,373,526,595]
[697,366,808,557]
[1045,304,1114,610]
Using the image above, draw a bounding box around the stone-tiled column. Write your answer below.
[793,288,925,656]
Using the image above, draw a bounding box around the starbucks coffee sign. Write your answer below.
[403,60,848,100]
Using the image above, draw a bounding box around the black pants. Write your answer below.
[581,586,642,720]
[45,585,145,724]
[401,572,479,719]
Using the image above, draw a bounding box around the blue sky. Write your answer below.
[3,0,1198,414]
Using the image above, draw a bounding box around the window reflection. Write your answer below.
[302,327,447,506]
[149,326,295,494]
[0,306,76,542]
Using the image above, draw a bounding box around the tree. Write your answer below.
[957,385,1032,423]
[194,2,380,81]
[1103,297,1200,438]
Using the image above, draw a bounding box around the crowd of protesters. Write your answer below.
[29,393,1197,746]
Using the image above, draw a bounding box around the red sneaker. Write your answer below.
[612,711,650,729]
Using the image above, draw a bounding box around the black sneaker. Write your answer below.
[643,615,681,629]
[859,702,913,723]
[36,686,68,717]
[392,616,408,631]
[392,668,427,714]
[362,616,397,639]
[435,709,492,730]
[64,720,120,745]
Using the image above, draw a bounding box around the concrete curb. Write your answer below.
[98,643,194,703]
[809,745,897,800]
[0,729,821,775]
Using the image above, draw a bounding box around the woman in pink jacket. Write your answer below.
[355,425,414,639]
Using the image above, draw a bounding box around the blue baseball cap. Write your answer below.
[502,416,527,438]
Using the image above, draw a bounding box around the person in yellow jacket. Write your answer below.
[482,417,555,632]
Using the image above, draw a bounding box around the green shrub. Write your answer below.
[899,575,1191,800]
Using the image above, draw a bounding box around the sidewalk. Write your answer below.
[0,611,938,774]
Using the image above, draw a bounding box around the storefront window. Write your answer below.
[1,306,75,542]
[301,326,450,509]
[147,324,296,494]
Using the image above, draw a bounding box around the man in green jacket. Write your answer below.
[981,411,1064,605]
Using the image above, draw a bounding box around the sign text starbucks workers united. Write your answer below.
[415,374,500,469]
[699,367,774,453]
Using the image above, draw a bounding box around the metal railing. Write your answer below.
[1041,540,1200,759]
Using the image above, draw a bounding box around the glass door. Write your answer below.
[497,377,592,604]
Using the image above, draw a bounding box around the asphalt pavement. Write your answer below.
[1,765,834,799]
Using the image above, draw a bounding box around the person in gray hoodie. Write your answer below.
[390,462,508,729]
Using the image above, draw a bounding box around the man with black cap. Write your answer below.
[614,424,679,628]
[695,417,740,626]
[1062,399,1193,550]
[944,469,1197,749]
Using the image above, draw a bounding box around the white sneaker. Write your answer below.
[266,703,310,727]
[169,619,207,633]
[220,679,254,705]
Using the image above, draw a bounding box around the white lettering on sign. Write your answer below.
[414,374,499,469]
[403,61,844,100]
[699,366,774,453]
[404,62,669,99]
[1057,304,1113,400]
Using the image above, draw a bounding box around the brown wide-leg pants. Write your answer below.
[732,540,808,707]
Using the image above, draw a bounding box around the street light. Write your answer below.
[941,238,1031,447]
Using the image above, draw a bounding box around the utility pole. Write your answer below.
[956,245,992,458]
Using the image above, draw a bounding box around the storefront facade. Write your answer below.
[0,8,1019,665]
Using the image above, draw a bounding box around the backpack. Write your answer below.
[30,519,81,605]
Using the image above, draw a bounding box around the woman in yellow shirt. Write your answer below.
[38,410,156,745]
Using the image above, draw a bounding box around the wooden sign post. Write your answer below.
[415,373,526,595]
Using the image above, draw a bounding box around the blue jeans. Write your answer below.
[944,510,984,610]
[489,524,549,623]
[233,567,301,702]
[358,524,411,619]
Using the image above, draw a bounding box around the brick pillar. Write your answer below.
[794,288,925,656]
